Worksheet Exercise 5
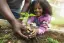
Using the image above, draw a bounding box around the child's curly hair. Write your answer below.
[28,0,52,16]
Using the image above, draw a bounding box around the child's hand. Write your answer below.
[22,24,33,36]
[28,29,39,38]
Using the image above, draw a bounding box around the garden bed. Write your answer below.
[0,19,64,43]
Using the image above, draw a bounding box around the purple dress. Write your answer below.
[27,14,51,35]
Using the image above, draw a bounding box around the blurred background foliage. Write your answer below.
[48,0,64,24]
[47,0,64,28]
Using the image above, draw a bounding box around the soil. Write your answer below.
[0,19,64,43]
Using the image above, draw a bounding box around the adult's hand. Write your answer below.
[11,20,28,39]
[0,0,28,39]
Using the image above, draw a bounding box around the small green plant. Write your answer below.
[19,12,35,20]
[19,12,36,35]
[47,37,59,43]
[19,12,35,24]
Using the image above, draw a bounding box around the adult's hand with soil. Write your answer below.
[0,0,28,39]
[11,20,28,39]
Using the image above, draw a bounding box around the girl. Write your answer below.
[27,0,52,42]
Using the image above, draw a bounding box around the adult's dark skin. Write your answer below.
[0,0,30,39]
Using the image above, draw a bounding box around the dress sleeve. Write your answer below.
[27,17,34,24]
[37,15,51,35]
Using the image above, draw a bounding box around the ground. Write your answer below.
[0,19,64,43]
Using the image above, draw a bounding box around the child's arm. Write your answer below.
[37,15,51,35]
[29,21,49,38]
[29,15,51,38]
[38,22,49,34]
[27,17,34,24]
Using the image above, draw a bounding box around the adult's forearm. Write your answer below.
[21,0,30,12]
[0,0,16,22]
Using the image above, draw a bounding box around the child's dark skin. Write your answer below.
[28,2,43,38]
[27,0,52,38]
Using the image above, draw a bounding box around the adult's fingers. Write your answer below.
[20,24,27,31]
[17,30,28,39]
